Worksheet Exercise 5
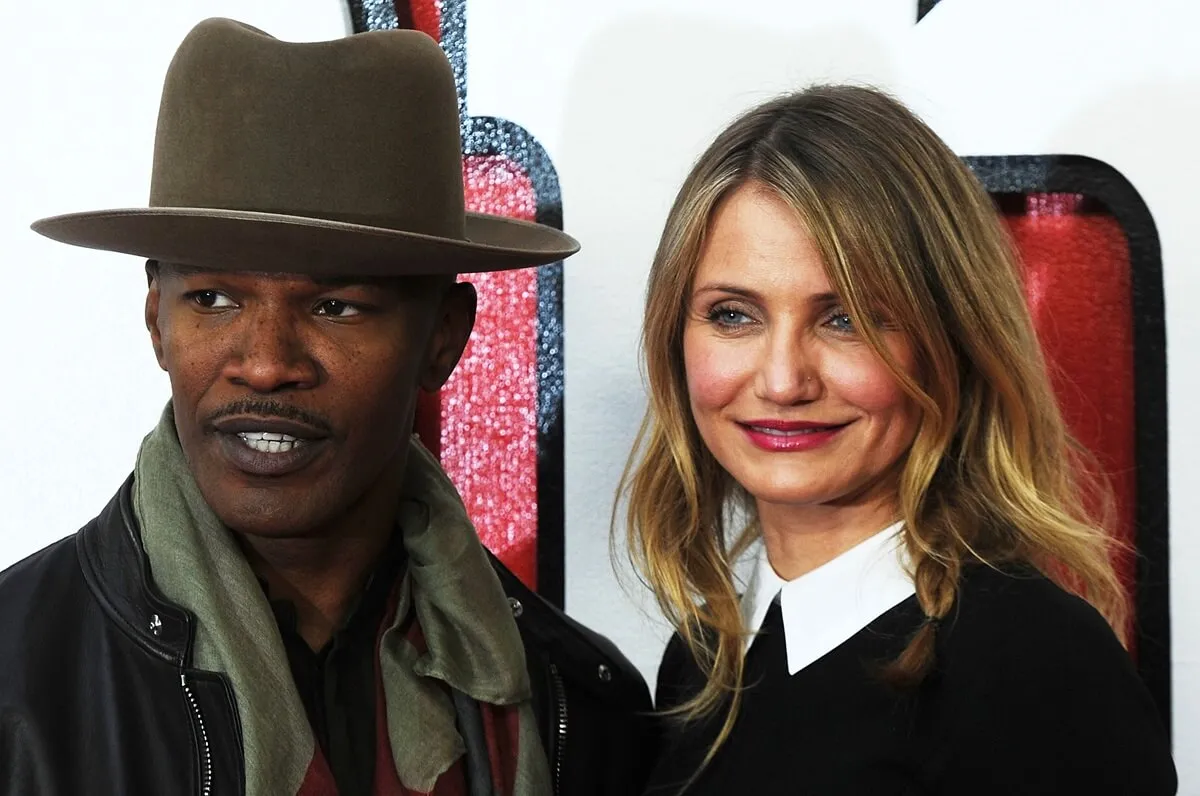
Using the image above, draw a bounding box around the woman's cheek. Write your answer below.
[819,344,913,413]
[683,330,753,411]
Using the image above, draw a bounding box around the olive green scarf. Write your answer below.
[132,404,550,794]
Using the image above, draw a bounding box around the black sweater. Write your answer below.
[646,566,1176,795]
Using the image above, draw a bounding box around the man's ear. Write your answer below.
[419,281,477,393]
[144,261,168,371]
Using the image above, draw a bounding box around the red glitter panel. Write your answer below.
[1004,195,1137,627]
[437,156,540,589]
[401,0,541,589]
[408,0,440,41]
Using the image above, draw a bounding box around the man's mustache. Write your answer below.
[205,399,333,433]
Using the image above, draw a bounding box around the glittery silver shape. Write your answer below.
[967,156,1050,194]
[349,0,400,31]
[536,264,564,439]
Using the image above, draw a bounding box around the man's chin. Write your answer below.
[216,507,329,540]
[199,479,336,539]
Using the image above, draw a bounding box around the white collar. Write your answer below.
[741,521,914,675]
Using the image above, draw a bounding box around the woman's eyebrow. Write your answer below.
[691,283,840,305]
[691,283,763,301]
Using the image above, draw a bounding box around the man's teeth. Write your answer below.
[237,431,304,454]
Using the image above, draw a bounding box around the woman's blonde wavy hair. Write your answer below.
[619,85,1129,775]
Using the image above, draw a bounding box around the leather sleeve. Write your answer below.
[487,554,658,795]
[0,707,55,796]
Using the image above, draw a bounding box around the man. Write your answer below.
[0,18,654,796]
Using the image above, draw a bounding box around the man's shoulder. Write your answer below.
[487,554,658,793]
[0,485,131,664]
[486,553,650,708]
[0,479,136,613]
[0,531,94,695]
[0,533,86,616]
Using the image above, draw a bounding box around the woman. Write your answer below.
[622,85,1176,795]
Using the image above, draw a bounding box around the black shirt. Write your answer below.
[646,565,1176,795]
[266,536,407,796]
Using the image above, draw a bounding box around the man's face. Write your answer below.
[145,264,475,538]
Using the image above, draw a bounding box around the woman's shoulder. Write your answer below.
[929,563,1175,792]
[654,628,710,711]
[932,562,1154,736]
[940,562,1122,664]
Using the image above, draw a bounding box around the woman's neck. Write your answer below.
[757,495,901,581]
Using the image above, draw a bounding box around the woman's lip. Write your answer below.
[739,421,849,452]
[739,419,849,432]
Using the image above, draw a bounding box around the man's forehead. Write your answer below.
[154,261,455,290]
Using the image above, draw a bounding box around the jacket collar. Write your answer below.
[76,476,192,665]
[74,472,647,707]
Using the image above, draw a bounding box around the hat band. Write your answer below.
[144,202,468,241]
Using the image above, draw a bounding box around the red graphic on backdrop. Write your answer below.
[1005,195,1137,633]
[444,159,540,589]
[350,0,555,593]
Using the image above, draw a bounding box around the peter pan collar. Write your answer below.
[741,521,913,675]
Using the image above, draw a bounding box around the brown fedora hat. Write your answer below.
[31,18,578,275]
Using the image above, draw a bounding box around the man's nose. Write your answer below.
[754,328,821,405]
[223,307,320,393]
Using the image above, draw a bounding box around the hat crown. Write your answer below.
[149,18,465,239]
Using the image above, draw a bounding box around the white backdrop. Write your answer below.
[1,0,1196,785]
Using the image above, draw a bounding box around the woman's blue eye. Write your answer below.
[708,307,752,327]
[826,312,855,332]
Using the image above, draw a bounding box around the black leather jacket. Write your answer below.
[0,478,656,795]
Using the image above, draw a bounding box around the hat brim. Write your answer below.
[31,207,579,275]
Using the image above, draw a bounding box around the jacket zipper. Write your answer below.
[548,663,568,796]
[181,673,214,795]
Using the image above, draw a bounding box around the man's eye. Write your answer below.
[314,299,362,318]
[187,290,236,309]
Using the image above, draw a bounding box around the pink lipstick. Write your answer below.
[739,419,849,452]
